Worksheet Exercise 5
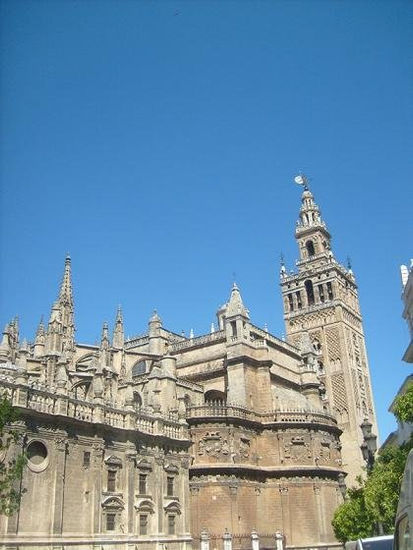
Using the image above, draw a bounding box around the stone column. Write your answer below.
[251,529,259,550]
[201,528,210,550]
[155,456,164,534]
[92,441,104,534]
[53,437,68,534]
[223,529,232,550]
[313,483,326,542]
[275,530,284,550]
[126,450,136,533]
[279,486,290,545]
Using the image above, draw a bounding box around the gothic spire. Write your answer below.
[47,256,75,355]
[112,306,124,349]
[226,282,249,318]
[100,321,110,351]
[34,316,46,357]
[36,316,45,338]
[0,323,11,361]
[59,254,74,307]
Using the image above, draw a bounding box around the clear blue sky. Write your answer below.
[1,0,412,440]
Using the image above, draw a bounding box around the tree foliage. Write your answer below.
[332,483,373,543]
[332,437,413,543]
[392,382,413,424]
[0,395,26,515]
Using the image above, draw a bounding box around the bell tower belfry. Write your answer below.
[280,179,378,485]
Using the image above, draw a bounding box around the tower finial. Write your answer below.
[280,252,287,278]
[100,321,110,350]
[294,173,310,191]
[116,304,123,322]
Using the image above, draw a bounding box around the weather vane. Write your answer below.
[294,173,310,190]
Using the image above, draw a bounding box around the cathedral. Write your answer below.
[0,186,377,550]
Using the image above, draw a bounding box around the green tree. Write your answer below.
[364,441,412,534]
[332,483,373,543]
[0,395,26,515]
[392,382,413,424]
[332,437,413,543]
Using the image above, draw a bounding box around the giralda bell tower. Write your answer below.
[280,176,378,485]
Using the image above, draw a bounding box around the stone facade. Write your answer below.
[0,188,377,549]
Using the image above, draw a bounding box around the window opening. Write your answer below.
[327,282,334,300]
[296,291,302,309]
[306,240,315,257]
[106,513,115,531]
[83,451,91,468]
[168,514,176,535]
[139,474,147,495]
[139,514,148,535]
[305,280,315,306]
[107,470,116,492]
[167,476,174,496]
[132,361,146,376]
[288,294,294,312]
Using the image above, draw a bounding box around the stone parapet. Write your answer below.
[186,403,338,430]
[0,379,189,441]
[170,331,226,353]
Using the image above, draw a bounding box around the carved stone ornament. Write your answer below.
[55,437,67,452]
[283,435,312,461]
[135,498,155,513]
[136,458,152,470]
[198,432,230,458]
[104,455,123,468]
[164,462,179,474]
[101,496,124,511]
[239,437,250,459]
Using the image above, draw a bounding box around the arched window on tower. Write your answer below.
[306,240,315,257]
[327,281,334,300]
[305,280,315,306]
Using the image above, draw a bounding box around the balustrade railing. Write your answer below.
[28,390,57,414]
[170,330,226,352]
[176,378,204,392]
[0,380,188,440]
[249,324,299,354]
[187,403,337,427]
[124,335,150,349]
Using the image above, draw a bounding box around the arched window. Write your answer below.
[204,390,226,406]
[306,240,315,257]
[305,280,315,306]
[312,338,321,352]
[327,281,334,300]
[132,361,146,377]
